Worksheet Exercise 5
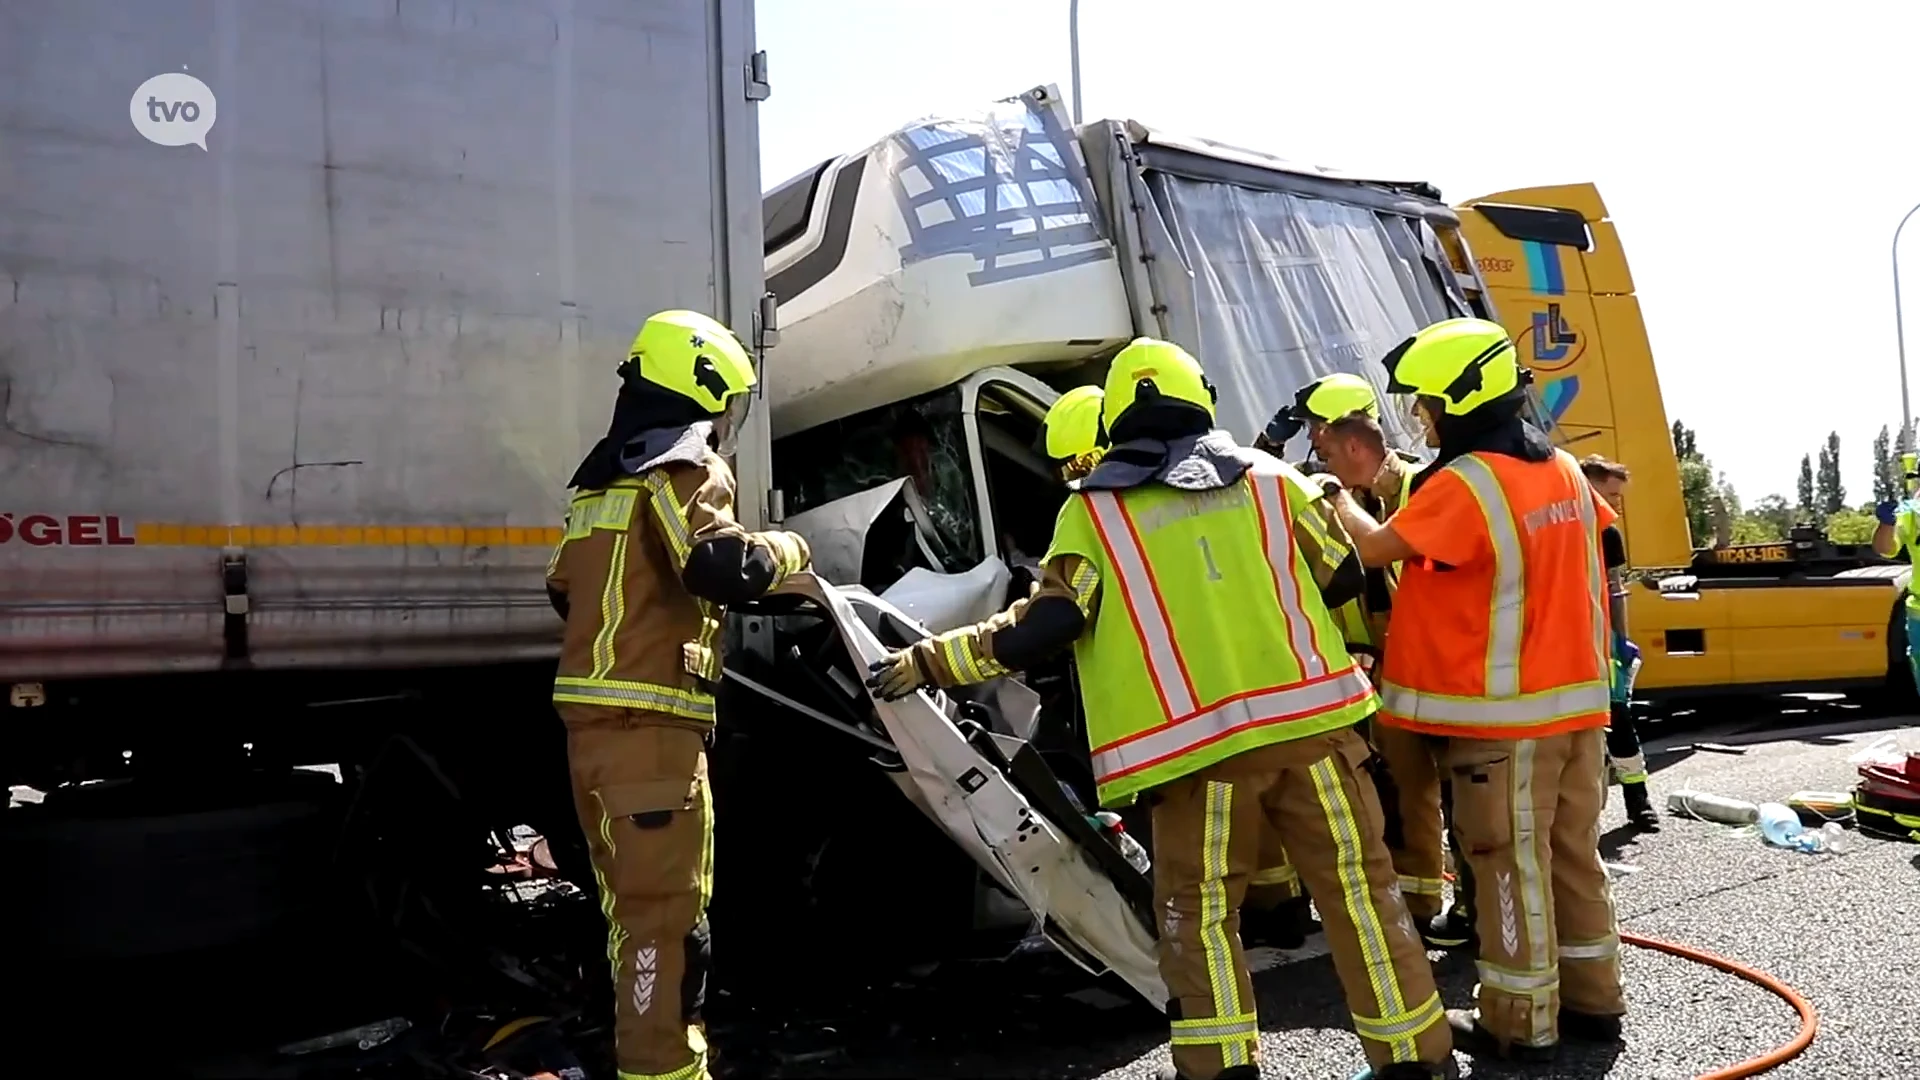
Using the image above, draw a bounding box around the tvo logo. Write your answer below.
[130,73,217,150]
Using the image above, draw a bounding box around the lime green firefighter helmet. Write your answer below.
[1101,337,1216,438]
[1379,318,1520,417]
[624,309,756,415]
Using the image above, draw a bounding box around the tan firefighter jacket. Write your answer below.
[546,426,809,728]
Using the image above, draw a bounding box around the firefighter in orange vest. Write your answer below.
[867,339,1451,1080]
[1327,318,1627,1063]
[547,310,812,1080]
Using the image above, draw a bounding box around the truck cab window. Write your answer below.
[971,382,1070,595]
[771,389,983,587]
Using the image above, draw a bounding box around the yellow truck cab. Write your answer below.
[1455,185,1912,699]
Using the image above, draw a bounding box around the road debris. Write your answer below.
[279,1018,412,1057]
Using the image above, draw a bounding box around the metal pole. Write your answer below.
[1896,200,1920,451]
[1069,0,1083,124]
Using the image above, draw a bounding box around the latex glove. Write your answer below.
[865,649,932,701]
[1617,638,1641,666]
[1876,500,1899,527]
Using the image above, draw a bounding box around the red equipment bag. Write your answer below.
[1853,750,1920,843]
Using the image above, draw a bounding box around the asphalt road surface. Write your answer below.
[24,700,1915,1080]
[720,709,1920,1080]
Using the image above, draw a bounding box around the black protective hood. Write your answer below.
[1407,388,1555,495]
[1073,429,1256,494]
[569,380,716,491]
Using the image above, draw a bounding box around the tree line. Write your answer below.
[1671,420,1912,548]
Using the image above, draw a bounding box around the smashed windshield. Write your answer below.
[772,387,982,573]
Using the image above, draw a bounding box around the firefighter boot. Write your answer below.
[1445,1008,1557,1064]
[1422,905,1478,951]
[1621,780,1660,831]
[1155,1064,1259,1080]
[1422,781,1476,951]
[1241,838,1309,950]
[1241,892,1313,950]
[1558,1007,1626,1043]
[1349,1064,1455,1080]
[1420,846,1476,950]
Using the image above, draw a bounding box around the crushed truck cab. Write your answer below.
[726,84,1523,994]
[741,100,1913,995]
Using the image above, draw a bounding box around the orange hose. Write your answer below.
[1620,931,1819,1079]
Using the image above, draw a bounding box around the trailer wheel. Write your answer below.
[11,770,345,961]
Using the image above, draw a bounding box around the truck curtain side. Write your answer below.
[2,3,784,1033]
[1,0,768,781]
[1455,187,1911,700]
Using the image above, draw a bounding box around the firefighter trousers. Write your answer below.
[560,705,715,1080]
[1444,728,1627,1051]
[1605,702,1648,784]
[1245,830,1303,910]
[1369,720,1454,920]
[1907,609,1920,687]
[1607,646,1647,784]
[1149,726,1451,1080]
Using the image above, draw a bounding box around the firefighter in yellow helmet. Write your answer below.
[546,310,812,1080]
[1329,318,1627,1063]
[1242,375,1393,949]
[1043,384,1109,481]
[866,338,1451,1080]
[1277,372,1478,950]
[1258,375,1400,658]
[1055,383,1312,954]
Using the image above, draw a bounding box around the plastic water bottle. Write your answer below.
[1757,802,1806,848]
[1092,811,1152,875]
[1757,803,1849,853]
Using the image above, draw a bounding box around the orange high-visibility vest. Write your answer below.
[1377,450,1612,739]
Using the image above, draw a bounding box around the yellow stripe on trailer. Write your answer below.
[132,523,562,547]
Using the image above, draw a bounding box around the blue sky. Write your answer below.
[755,0,1920,507]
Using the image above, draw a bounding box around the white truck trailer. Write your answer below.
[1,0,775,976]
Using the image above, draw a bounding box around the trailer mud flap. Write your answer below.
[773,573,1167,1009]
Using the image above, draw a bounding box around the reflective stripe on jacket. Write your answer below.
[546,448,806,725]
[1047,458,1377,806]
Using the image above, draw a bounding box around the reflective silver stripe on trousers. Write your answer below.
[1476,960,1560,993]
[1510,738,1554,1043]
[1376,681,1611,727]
[1447,455,1523,697]
[1560,934,1620,961]
[1247,466,1327,679]
[1091,668,1373,782]
[1085,491,1198,718]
